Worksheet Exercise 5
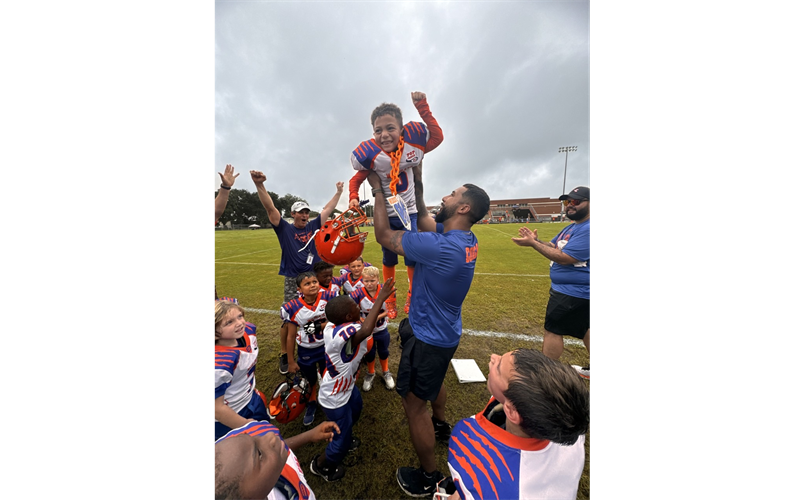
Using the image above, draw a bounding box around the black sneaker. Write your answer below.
[310,454,345,482]
[349,436,361,452]
[433,417,452,442]
[279,353,289,374]
[396,467,444,497]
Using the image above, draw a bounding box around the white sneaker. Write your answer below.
[572,365,590,380]
[382,370,395,390]
[362,373,375,392]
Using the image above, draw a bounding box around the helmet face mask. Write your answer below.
[314,207,368,265]
[268,372,312,424]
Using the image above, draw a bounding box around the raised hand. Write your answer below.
[250,170,267,184]
[378,278,396,302]
[218,164,239,187]
[411,91,427,103]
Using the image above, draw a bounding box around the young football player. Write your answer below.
[340,257,367,295]
[347,92,443,319]
[215,298,269,440]
[215,419,340,500]
[314,261,347,294]
[309,278,396,482]
[281,272,340,426]
[440,349,589,500]
[350,266,394,391]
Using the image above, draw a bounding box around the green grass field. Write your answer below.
[216,222,590,500]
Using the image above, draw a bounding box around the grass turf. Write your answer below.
[216,222,590,500]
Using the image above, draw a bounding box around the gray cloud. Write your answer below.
[215,1,589,211]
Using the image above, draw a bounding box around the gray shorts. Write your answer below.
[283,276,298,305]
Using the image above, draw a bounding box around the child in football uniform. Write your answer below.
[350,266,394,391]
[309,278,396,482]
[215,298,269,440]
[281,272,340,426]
[339,258,372,276]
[340,257,367,295]
[215,419,340,500]
[314,261,347,294]
[442,350,589,500]
[348,91,443,319]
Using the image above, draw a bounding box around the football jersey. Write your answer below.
[329,274,348,293]
[215,322,260,416]
[281,291,339,349]
[350,122,429,217]
[349,286,387,334]
[341,274,365,295]
[216,420,316,500]
[317,322,370,410]
[448,398,585,500]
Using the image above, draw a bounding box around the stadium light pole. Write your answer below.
[558,146,578,221]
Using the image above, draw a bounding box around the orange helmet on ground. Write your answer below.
[314,207,368,265]
[268,373,312,424]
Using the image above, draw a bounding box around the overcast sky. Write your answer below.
[215,1,590,212]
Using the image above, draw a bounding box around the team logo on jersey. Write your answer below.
[405,150,418,162]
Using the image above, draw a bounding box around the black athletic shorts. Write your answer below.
[544,288,590,339]
[396,318,458,402]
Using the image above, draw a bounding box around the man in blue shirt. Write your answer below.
[366,165,490,497]
[512,186,590,379]
[250,170,344,374]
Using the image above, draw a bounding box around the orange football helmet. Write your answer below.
[314,207,368,265]
[268,373,312,424]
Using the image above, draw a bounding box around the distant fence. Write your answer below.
[216,224,273,230]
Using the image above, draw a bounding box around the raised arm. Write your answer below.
[215,164,239,223]
[412,164,437,233]
[250,170,281,226]
[348,170,369,210]
[366,171,407,256]
[350,278,395,350]
[412,92,443,153]
[319,181,345,221]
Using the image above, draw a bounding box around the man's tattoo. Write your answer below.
[390,231,404,254]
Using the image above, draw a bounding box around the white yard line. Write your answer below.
[241,307,583,347]
[217,261,549,277]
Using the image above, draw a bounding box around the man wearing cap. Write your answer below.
[511,186,590,378]
[250,170,344,374]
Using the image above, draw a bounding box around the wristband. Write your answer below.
[220,184,231,190]
[372,187,384,196]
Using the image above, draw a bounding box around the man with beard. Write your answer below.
[365,165,490,497]
[512,186,590,378]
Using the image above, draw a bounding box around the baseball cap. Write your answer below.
[559,186,589,201]
[291,201,311,212]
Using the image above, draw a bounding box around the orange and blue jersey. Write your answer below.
[215,322,259,415]
[216,420,316,500]
[448,398,585,500]
[349,285,388,334]
[317,321,370,410]
[348,97,443,207]
[340,273,365,295]
[280,290,339,349]
[350,121,429,219]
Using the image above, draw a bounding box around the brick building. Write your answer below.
[426,196,564,223]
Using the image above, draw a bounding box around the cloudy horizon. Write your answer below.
[215,1,590,212]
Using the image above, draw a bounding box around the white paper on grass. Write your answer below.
[450,359,486,383]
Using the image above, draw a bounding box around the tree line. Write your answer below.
[215,188,373,227]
